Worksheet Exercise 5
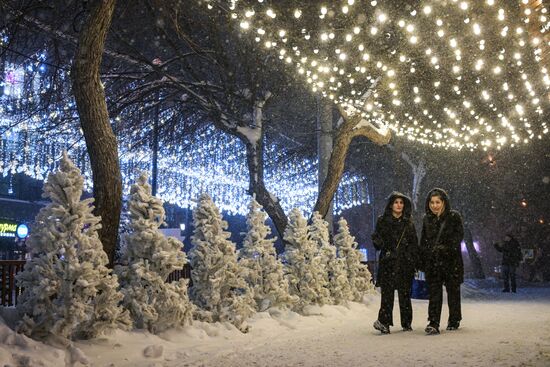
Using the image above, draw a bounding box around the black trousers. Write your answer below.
[378,280,413,327]
[427,277,461,327]
[502,265,517,291]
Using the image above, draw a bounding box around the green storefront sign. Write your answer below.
[0,222,18,238]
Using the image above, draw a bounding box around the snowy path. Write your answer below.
[2,284,550,366]
[76,285,550,367]
[177,294,550,367]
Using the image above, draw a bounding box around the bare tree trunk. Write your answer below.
[313,105,391,218]
[400,152,427,211]
[213,94,289,239]
[317,98,333,229]
[464,226,485,279]
[244,137,288,239]
[71,0,120,267]
[313,117,356,218]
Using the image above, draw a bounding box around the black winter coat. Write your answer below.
[372,192,419,289]
[420,188,465,285]
[494,236,522,266]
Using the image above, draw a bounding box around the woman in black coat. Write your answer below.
[420,188,464,335]
[372,192,419,334]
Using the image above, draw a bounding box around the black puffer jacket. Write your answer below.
[372,192,419,289]
[420,188,465,284]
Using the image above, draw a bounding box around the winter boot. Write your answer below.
[425,323,440,335]
[446,321,460,331]
[373,320,390,334]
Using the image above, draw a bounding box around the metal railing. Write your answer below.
[0,260,192,307]
[0,260,25,307]
[1,260,373,307]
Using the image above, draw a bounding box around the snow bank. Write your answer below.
[0,315,66,367]
[1,282,550,367]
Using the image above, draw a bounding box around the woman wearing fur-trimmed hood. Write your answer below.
[371,191,419,334]
[420,188,464,335]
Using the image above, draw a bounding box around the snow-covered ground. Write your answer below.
[2,280,550,367]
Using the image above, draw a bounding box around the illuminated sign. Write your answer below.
[16,224,29,239]
[0,222,17,238]
[0,222,29,239]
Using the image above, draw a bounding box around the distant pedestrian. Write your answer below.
[420,188,464,335]
[372,192,419,334]
[494,234,523,293]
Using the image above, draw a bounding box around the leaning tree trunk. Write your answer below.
[213,94,289,239]
[463,226,485,279]
[244,137,288,239]
[71,0,120,266]
[313,105,391,218]
[317,98,334,229]
[313,117,356,218]
[243,96,288,238]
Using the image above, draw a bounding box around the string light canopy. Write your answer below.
[204,0,550,150]
[1,64,369,216]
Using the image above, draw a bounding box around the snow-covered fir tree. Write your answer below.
[283,208,331,311]
[115,197,131,263]
[239,199,296,311]
[189,194,255,332]
[334,217,375,302]
[116,173,193,333]
[309,212,353,304]
[16,152,129,340]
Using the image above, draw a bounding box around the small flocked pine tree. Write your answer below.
[189,194,255,332]
[283,208,330,311]
[16,152,129,340]
[115,197,131,263]
[116,173,193,333]
[239,199,296,311]
[334,217,375,302]
[309,212,353,304]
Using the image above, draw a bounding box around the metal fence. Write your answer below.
[0,260,25,307]
[1,260,374,307]
[0,260,192,307]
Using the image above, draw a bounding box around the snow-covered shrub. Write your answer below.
[283,209,330,311]
[115,197,131,263]
[239,199,296,311]
[16,152,130,340]
[189,194,255,332]
[309,212,352,304]
[116,173,193,333]
[334,217,375,302]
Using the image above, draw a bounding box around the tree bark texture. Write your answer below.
[71,0,120,266]
[313,106,391,218]
[317,98,334,228]
[244,137,288,240]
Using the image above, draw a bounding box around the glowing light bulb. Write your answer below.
[473,23,481,35]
